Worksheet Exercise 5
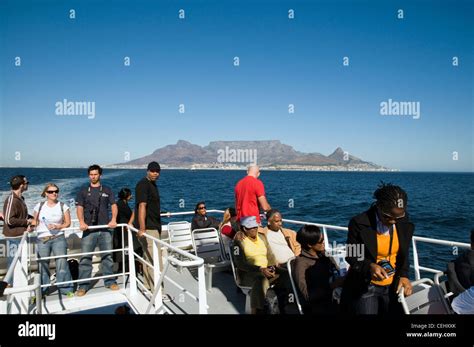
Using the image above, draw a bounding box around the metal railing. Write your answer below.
[205,211,471,282]
[125,223,207,314]
[1,209,471,314]
[1,221,208,314]
[411,237,470,280]
[1,233,42,314]
[277,217,471,279]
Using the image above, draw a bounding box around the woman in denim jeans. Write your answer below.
[32,183,74,297]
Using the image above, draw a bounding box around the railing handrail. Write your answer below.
[9,221,207,314]
[23,222,204,267]
[29,216,472,250]
[127,224,204,267]
[412,236,469,248]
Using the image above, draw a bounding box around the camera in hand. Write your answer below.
[90,207,99,226]
[377,259,395,277]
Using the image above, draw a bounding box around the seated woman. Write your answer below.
[293,225,343,314]
[191,201,220,231]
[219,207,238,254]
[233,216,283,314]
[32,183,74,297]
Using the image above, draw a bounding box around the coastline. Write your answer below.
[1,166,473,173]
[0,165,398,172]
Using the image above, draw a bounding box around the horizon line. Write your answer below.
[0,166,472,174]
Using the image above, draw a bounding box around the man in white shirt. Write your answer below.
[259,209,301,266]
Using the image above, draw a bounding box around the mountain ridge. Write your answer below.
[116,140,392,171]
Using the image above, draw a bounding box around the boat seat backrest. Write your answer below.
[406,284,452,314]
[228,242,250,289]
[168,222,194,251]
[192,228,224,263]
[287,257,303,314]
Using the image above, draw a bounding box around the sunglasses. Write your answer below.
[198,206,206,210]
[46,190,59,194]
[381,211,405,220]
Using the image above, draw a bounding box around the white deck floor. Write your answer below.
[32,264,246,314]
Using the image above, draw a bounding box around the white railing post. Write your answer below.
[121,225,126,288]
[145,260,170,314]
[197,263,208,314]
[152,239,163,311]
[322,226,329,251]
[34,274,42,314]
[6,234,30,314]
[412,238,420,280]
[18,235,29,313]
[0,289,7,314]
[127,226,137,296]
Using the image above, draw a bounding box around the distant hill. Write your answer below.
[116,140,390,170]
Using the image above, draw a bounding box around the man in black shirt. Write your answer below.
[75,165,118,296]
[135,161,167,291]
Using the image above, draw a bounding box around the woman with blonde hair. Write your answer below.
[32,183,74,297]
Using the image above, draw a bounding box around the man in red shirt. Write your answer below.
[234,165,271,225]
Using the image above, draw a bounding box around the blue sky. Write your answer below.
[0,0,472,171]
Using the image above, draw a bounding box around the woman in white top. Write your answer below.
[32,183,73,297]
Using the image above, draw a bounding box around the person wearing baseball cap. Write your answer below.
[134,161,168,294]
[147,161,161,172]
[232,215,284,314]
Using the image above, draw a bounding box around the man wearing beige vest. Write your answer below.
[259,209,301,265]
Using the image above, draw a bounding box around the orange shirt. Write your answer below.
[372,226,399,286]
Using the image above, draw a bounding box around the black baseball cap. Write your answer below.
[147,161,161,172]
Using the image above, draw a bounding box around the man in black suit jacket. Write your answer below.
[341,183,414,314]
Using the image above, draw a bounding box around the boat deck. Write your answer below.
[32,265,245,314]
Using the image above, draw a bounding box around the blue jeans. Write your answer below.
[354,284,390,314]
[37,235,73,294]
[78,230,116,290]
[5,238,22,284]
